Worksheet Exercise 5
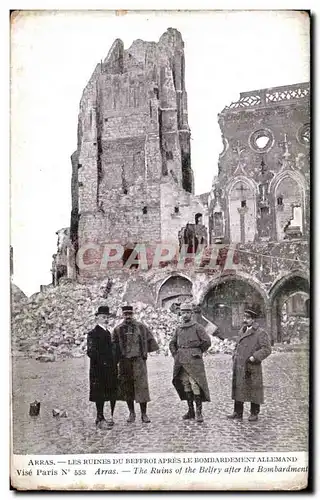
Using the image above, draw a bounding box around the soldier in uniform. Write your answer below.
[112,305,159,423]
[169,302,211,423]
[87,306,117,429]
[227,308,272,422]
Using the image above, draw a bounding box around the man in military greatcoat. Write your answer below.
[112,305,159,423]
[87,306,117,429]
[227,308,272,422]
[169,302,211,423]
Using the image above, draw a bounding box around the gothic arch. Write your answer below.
[269,168,307,194]
[198,272,269,339]
[271,171,306,241]
[269,271,310,342]
[226,175,259,195]
[198,271,269,306]
[156,273,193,309]
[227,177,258,243]
[268,270,310,303]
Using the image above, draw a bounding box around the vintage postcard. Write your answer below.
[10,9,310,491]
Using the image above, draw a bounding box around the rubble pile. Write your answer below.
[280,316,309,344]
[272,317,309,353]
[11,283,27,306]
[11,279,181,360]
[206,336,235,355]
[11,278,239,361]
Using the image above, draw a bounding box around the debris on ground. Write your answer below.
[11,279,308,360]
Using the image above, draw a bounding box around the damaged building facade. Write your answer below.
[205,82,310,341]
[52,29,310,343]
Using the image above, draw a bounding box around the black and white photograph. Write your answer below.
[10,9,310,490]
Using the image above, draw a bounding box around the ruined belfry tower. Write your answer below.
[69,28,207,278]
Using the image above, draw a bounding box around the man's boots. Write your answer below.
[195,395,204,423]
[126,400,136,423]
[140,403,151,423]
[182,392,195,420]
[227,401,243,420]
[248,402,260,422]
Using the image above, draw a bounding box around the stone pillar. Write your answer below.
[265,305,274,345]
[237,206,248,243]
[270,304,280,345]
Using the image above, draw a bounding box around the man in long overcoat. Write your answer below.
[227,308,272,422]
[169,302,211,423]
[112,305,159,423]
[87,306,118,429]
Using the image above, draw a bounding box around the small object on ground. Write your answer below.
[52,408,68,417]
[29,400,41,416]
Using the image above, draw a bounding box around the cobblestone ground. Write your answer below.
[12,351,309,455]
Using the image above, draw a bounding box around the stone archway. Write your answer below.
[269,272,310,342]
[199,274,268,340]
[157,274,193,310]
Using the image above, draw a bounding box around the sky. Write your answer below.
[10,10,310,296]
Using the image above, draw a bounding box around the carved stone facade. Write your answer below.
[205,82,310,341]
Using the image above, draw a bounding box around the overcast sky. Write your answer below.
[10,10,310,296]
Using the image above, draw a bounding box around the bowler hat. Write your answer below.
[96,306,110,316]
[122,305,133,313]
[244,308,258,318]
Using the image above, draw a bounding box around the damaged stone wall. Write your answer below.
[210,83,310,244]
[205,83,310,342]
[160,180,208,245]
[52,31,309,344]
[68,28,206,281]
[51,228,71,285]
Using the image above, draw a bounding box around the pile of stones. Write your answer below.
[206,336,236,355]
[11,279,187,360]
[280,316,309,343]
[13,278,308,361]
[11,278,239,361]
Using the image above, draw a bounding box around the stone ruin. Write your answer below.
[49,28,310,344]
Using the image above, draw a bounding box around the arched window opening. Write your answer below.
[229,180,255,243]
[275,176,304,240]
[195,213,203,225]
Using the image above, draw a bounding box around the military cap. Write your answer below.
[244,308,258,318]
[122,305,133,312]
